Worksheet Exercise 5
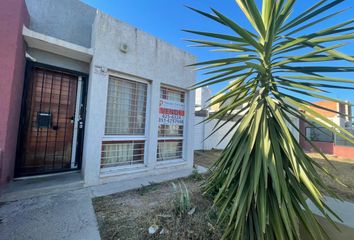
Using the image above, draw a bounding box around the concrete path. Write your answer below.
[0,188,100,240]
[0,166,208,240]
[0,172,84,203]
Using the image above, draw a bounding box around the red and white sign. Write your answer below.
[159,99,185,126]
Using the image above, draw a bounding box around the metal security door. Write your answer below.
[16,66,83,176]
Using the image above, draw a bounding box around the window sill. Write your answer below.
[99,159,188,178]
[100,164,147,177]
[155,159,186,169]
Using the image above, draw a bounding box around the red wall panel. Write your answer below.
[334,146,354,159]
[0,0,29,184]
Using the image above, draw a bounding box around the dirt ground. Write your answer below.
[195,150,354,202]
[307,152,354,202]
[93,174,223,240]
[93,150,354,240]
[194,150,222,169]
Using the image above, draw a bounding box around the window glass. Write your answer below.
[157,86,185,161]
[105,76,147,135]
[101,141,145,167]
[102,76,148,168]
[157,140,183,161]
[158,87,185,137]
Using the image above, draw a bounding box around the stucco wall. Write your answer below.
[194,117,205,150]
[310,101,338,118]
[0,0,29,184]
[194,114,299,151]
[91,12,195,88]
[194,116,238,150]
[333,145,354,159]
[303,141,334,154]
[299,118,335,154]
[195,87,212,111]
[82,12,196,185]
[25,0,95,48]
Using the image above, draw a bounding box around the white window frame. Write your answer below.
[101,72,151,171]
[157,85,187,163]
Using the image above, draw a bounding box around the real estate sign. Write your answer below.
[159,99,185,126]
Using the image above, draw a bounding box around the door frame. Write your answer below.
[14,61,89,177]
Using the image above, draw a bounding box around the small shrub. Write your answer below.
[188,169,203,181]
[171,181,191,216]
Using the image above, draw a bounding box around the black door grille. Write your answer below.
[16,66,80,176]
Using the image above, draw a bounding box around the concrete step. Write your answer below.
[0,172,83,202]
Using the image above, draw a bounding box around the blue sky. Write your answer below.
[81,0,354,104]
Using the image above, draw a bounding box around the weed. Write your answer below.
[171,181,191,216]
[188,169,204,181]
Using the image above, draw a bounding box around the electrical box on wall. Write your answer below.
[120,43,128,53]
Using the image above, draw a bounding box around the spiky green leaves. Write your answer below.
[187,0,354,239]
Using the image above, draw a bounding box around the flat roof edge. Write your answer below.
[22,26,93,63]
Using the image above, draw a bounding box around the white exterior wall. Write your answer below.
[287,114,300,143]
[26,48,90,74]
[195,88,202,111]
[82,12,196,185]
[194,116,237,150]
[194,115,300,151]
[194,119,205,150]
[195,87,211,111]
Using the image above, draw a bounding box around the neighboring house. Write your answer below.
[300,100,354,158]
[307,100,352,128]
[208,91,235,113]
[195,87,212,112]
[209,93,224,113]
[209,94,248,115]
[0,0,196,186]
[195,87,211,118]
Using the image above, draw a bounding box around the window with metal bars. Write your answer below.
[101,141,145,167]
[105,76,147,135]
[102,76,148,168]
[157,140,183,161]
[157,86,185,161]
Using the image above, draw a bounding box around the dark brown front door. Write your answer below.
[16,66,81,176]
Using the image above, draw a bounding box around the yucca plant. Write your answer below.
[185,0,354,239]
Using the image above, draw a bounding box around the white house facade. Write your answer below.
[0,0,196,186]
